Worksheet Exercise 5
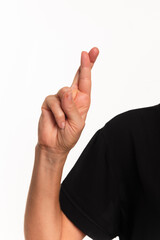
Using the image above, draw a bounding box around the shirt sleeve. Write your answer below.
[59,115,132,240]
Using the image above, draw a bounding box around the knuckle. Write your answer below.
[61,86,70,91]
[47,95,57,106]
[45,94,52,101]
[59,86,69,94]
[63,89,72,99]
[42,95,53,107]
[41,95,64,115]
[42,95,56,110]
[57,86,71,99]
[62,89,71,98]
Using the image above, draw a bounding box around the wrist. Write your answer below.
[35,143,68,170]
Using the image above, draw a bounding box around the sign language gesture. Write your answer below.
[37,47,99,157]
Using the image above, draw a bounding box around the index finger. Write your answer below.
[71,47,99,96]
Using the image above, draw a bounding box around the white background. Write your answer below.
[0,0,160,239]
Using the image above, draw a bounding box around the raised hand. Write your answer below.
[37,47,99,158]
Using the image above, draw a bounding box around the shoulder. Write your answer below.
[100,103,159,140]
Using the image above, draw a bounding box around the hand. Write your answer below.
[37,47,99,157]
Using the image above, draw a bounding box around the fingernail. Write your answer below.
[61,121,65,129]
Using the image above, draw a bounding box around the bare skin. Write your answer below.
[24,47,99,240]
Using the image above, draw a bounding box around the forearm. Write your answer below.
[24,144,68,240]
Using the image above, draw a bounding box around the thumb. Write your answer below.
[61,89,84,126]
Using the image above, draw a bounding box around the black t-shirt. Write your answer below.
[59,103,160,240]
